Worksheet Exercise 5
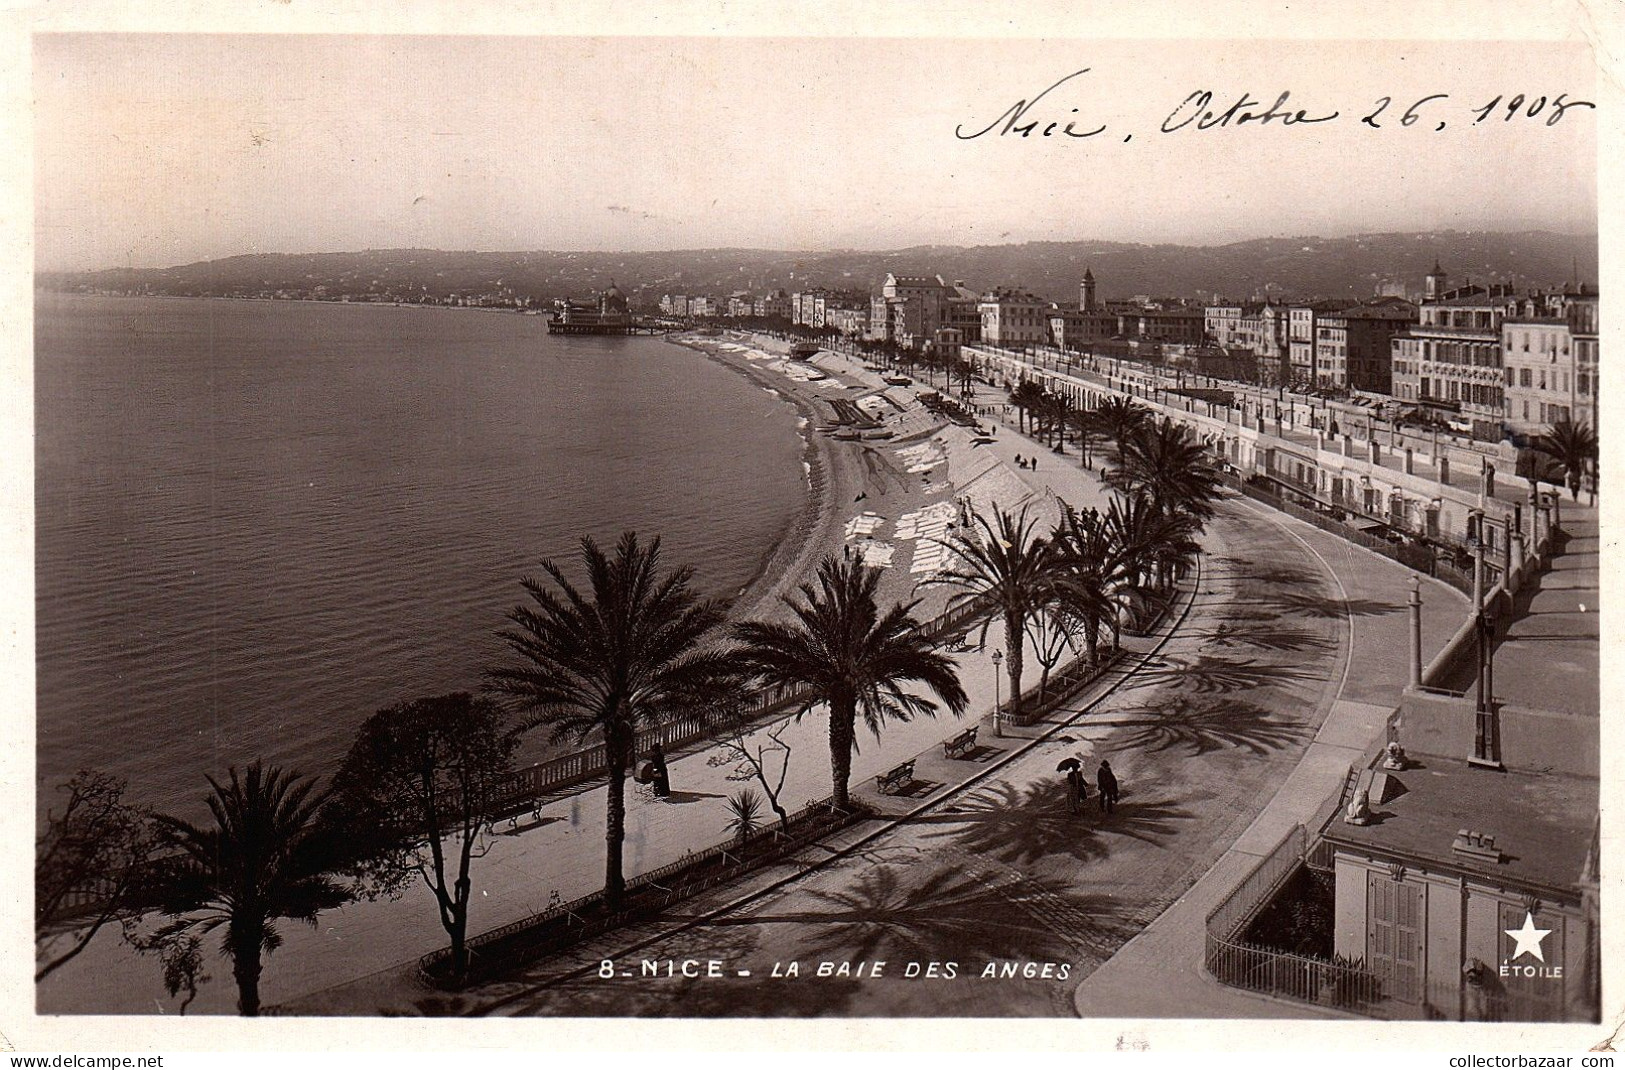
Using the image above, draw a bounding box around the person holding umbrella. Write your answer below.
[1057,756,1087,815]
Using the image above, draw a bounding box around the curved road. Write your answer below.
[448,491,1465,1018]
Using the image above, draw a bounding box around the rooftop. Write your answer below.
[1322,755,1596,898]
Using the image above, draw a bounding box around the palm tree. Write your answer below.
[928,503,1055,721]
[1092,395,1150,461]
[1068,405,1102,470]
[1011,380,1047,436]
[734,556,967,809]
[488,532,737,909]
[1050,505,1125,667]
[953,358,978,399]
[1105,491,1202,636]
[1535,419,1597,500]
[1105,417,1224,525]
[149,763,349,1016]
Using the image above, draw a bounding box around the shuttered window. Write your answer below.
[1368,872,1425,1003]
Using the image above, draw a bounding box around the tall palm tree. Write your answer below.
[1092,395,1150,460]
[488,532,736,910]
[1068,405,1102,470]
[1105,491,1202,636]
[734,556,966,809]
[150,763,349,1016]
[1106,417,1224,525]
[1011,380,1047,436]
[953,358,978,399]
[928,503,1056,721]
[1535,419,1598,500]
[1050,505,1125,667]
[1035,393,1069,451]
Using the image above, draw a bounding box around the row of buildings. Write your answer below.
[662,262,1598,438]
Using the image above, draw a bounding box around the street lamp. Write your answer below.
[991,648,1004,738]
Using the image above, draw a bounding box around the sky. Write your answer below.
[33,34,1599,271]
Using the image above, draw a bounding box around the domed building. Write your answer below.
[550,280,635,334]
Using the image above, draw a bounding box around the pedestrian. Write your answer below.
[1015,453,1023,468]
[650,742,671,798]
[1097,759,1119,814]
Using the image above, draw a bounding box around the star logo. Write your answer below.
[1504,912,1552,963]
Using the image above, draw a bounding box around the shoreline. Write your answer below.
[666,332,855,628]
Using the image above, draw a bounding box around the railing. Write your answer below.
[1207,824,1310,945]
[1204,771,1400,1014]
[1204,823,1388,1014]
[418,793,859,986]
[1206,936,1386,1011]
[1223,473,1442,575]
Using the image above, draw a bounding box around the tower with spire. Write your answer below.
[1425,260,1448,301]
[1080,267,1097,312]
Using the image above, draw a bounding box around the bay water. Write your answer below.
[34,294,805,819]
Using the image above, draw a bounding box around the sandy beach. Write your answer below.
[671,330,1060,632]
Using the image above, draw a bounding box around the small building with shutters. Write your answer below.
[1319,698,1598,1022]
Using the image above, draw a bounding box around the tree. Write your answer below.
[734,555,967,809]
[1010,380,1047,436]
[953,358,978,399]
[1534,419,1598,500]
[1068,406,1102,470]
[35,769,154,982]
[1024,603,1078,704]
[1105,491,1202,632]
[327,692,518,983]
[929,503,1055,720]
[706,706,796,833]
[1050,505,1125,667]
[488,532,737,910]
[149,763,350,1016]
[1105,416,1223,525]
[1092,395,1150,460]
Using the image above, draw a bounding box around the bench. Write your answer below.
[943,726,979,760]
[875,760,916,796]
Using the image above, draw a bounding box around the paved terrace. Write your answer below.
[1491,502,1599,715]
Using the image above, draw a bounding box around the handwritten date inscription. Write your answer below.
[954,68,1594,142]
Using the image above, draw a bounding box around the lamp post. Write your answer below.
[991,648,1004,738]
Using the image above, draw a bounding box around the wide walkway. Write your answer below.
[1072,488,1461,1018]
[389,413,1465,1018]
[1492,501,1599,714]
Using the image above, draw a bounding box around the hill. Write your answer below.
[40,231,1597,307]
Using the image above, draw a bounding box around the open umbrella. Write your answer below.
[1055,757,1081,773]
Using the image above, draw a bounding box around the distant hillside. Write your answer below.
[40,231,1597,308]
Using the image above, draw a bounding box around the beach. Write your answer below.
[671,330,1061,631]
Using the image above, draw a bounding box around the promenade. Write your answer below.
[42,342,1497,1019]
[300,374,1469,1018]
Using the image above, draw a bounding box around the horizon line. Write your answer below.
[39,226,1602,277]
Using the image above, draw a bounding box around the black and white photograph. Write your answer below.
[6,1,1617,1051]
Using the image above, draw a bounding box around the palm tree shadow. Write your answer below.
[913,778,1194,866]
[1127,652,1323,695]
[1096,697,1313,757]
[716,860,1134,965]
[1193,621,1337,654]
[1211,559,1324,589]
[1266,591,1399,619]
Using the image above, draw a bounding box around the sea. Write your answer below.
[34,294,805,819]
